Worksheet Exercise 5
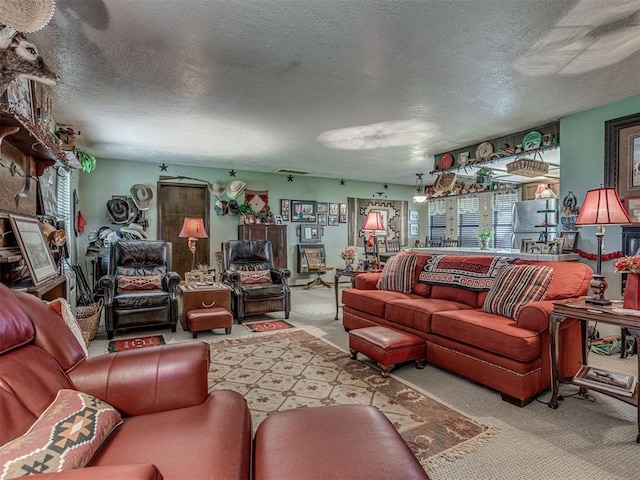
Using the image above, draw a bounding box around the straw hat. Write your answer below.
[208,181,226,197]
[130,184,154,210]
[0,0,56,33]
[225,181,246,199]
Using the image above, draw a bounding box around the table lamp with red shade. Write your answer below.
[179,217,208,272]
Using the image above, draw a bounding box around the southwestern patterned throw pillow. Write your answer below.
[482,264,555,320]
[417,255,515,291]
[376,254,417,293]
[239,269,273,285]
[0,389,123,478]
[117,274,162,293]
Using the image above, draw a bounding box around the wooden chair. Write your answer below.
[304,248,333,289]
[427,237,443,247]
[442,238,459,247]
[384,238,401,253]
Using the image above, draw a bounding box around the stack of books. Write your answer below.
[573,365,637,397]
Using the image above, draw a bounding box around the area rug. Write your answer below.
[107,334,165,353]
[208,329,495,470]
[243,319,295,332]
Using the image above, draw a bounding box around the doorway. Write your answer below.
[157,182,210,278]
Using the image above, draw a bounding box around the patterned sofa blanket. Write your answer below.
[417,255,515,291]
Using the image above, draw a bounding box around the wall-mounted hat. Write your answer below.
[130,184,154,210]
[214,200,229,216]
[228,199,239,215]
[121,222,147,239]
[0,0,56,32]
[208,181,226,197]
[106,198,132,224]
[225,181,246,199]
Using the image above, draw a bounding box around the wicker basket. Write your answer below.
[506,157,549,177]
[76,298,103,342]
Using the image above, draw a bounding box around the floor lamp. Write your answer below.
[179,217,208,272]
[574,187,631,305]
[362,211,385,268]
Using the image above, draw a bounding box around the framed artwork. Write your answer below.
[32,81,53,133]
[329,203,339,215]
[519,238,533,252]
[328,215,339,226]
[185,271,203,283]
[316,202,328,214]
[202,273,214,284]
[9,214,57,285]
[548,238,564,255]
[339,203,347,223]
[409,209,419,222]
[244,214,256,224]
[457,151,469,166]
[559,231,579,252]
[38,167,58,217]
[605,113,640,201]
[298,223,321,243]
[6,77,33,122]
[274,215,284,225]
[291,200,316,222]
[409,223,418,236]
[625,196,640,223]
[317,213,328,226]
[280,199,290,222]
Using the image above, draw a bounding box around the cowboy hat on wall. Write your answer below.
[225,181,246,199]
[106,198,135,225]
[130,184,154,210]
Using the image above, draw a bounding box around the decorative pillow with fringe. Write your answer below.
[376,254,417,293]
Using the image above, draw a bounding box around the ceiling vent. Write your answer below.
[276,168,311,175]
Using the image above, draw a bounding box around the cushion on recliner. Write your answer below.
[117,275,163,292]
[114,291,170,309]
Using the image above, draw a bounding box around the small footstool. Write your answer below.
[349,325,425,377]
[185,307,233,338]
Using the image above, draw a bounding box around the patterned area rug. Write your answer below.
[208,329,494,469]
[107,334,165,353]
[244,319,295,332]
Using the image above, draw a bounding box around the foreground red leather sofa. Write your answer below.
[342,253,593,406]
[0,283,251,479]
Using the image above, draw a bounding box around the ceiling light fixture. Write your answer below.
[412,174,427,203]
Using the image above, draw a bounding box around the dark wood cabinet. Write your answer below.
[238,224,288,269]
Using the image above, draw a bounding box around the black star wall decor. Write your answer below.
[229,169,237,177]
[159,163,168,172]
[383,183,389,189]
[287,175,294,182]
[340,179,345,186]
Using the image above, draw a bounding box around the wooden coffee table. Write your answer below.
[179,283,232,331]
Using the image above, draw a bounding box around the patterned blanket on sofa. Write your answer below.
[417,255,515,291]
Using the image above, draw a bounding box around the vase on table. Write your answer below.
[345,260,354,271]
[623,273,640,310]
[479,238,490,250]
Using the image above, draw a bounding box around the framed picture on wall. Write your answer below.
[605,113,640,201]
[329,203,339,216]
[9,214,57,285]
[328,215,339,226]
[409,209,419,222]
[317,213,328,226]
[291,200,316,222]
[316,202,328,214]
[409,223,418,236]
[280,199,290,222]
[625,196,640,223]
[339,203,347,223]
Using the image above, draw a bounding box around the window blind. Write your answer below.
[56,168,73,263]
[492,190,519,249]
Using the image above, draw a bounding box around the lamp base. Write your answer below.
[585,274,610,306]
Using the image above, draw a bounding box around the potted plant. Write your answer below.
[477,229,492,250]
[476,166,494,186]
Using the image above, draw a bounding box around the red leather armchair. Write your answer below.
[0,283,252,479]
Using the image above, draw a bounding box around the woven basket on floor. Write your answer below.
[76,298,103,342]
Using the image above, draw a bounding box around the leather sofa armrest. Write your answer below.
[31,464,162,479]
[355,272,381,290]
[164,271,182,296]
[271,268,291,284]
[68,342,209,417]
[98,274,116,305]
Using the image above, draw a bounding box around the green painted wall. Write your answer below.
[76,159,419,284]
[561,94,640,298]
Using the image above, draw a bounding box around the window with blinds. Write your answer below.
[492,191,519,249]
[56,168,73,262]
[458,196,480,248]
[427,199,446,243]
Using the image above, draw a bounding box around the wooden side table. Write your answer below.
[334,269,369,320]
[179,283,232,331]
[549,299,640,442]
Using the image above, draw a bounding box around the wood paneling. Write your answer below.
[238,224,287,269]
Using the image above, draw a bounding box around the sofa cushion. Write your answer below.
[385,297,474,331]
[411,253,432,296]
[342,289,415,317]
[417,255,515,291]
[431,310,541,363]
[376,254,417,293]
[482,264,554,320]
[238,269,273,285]
[514,260,592,300]
[48,298,88,357]
[117,275,163,293]
[0,389,122,478]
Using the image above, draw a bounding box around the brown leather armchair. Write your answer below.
[99,240,181,339]
[0,283,252,479]
[222,240,291,323]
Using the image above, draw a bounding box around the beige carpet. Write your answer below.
[207,328,495,469]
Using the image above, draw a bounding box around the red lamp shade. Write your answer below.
[362,211,385,231]
[574,188,631,226]
[179,217,208,238]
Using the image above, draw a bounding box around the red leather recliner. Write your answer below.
[0,283,252,479]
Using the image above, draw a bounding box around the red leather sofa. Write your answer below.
[342,253,593,406]
[0,283,251,479]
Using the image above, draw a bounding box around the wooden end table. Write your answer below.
[334,269,377,320]
[549,299,640,442]
[178,283,232,331]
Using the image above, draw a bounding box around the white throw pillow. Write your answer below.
[48,297,89,357]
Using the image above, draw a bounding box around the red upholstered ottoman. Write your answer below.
[349,325,425,377]
[186,307,233,338]
[254,404,429,479]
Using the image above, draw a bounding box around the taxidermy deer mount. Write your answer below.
[0,24,59,95]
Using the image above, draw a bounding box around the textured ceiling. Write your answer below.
[30,0,640,186]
